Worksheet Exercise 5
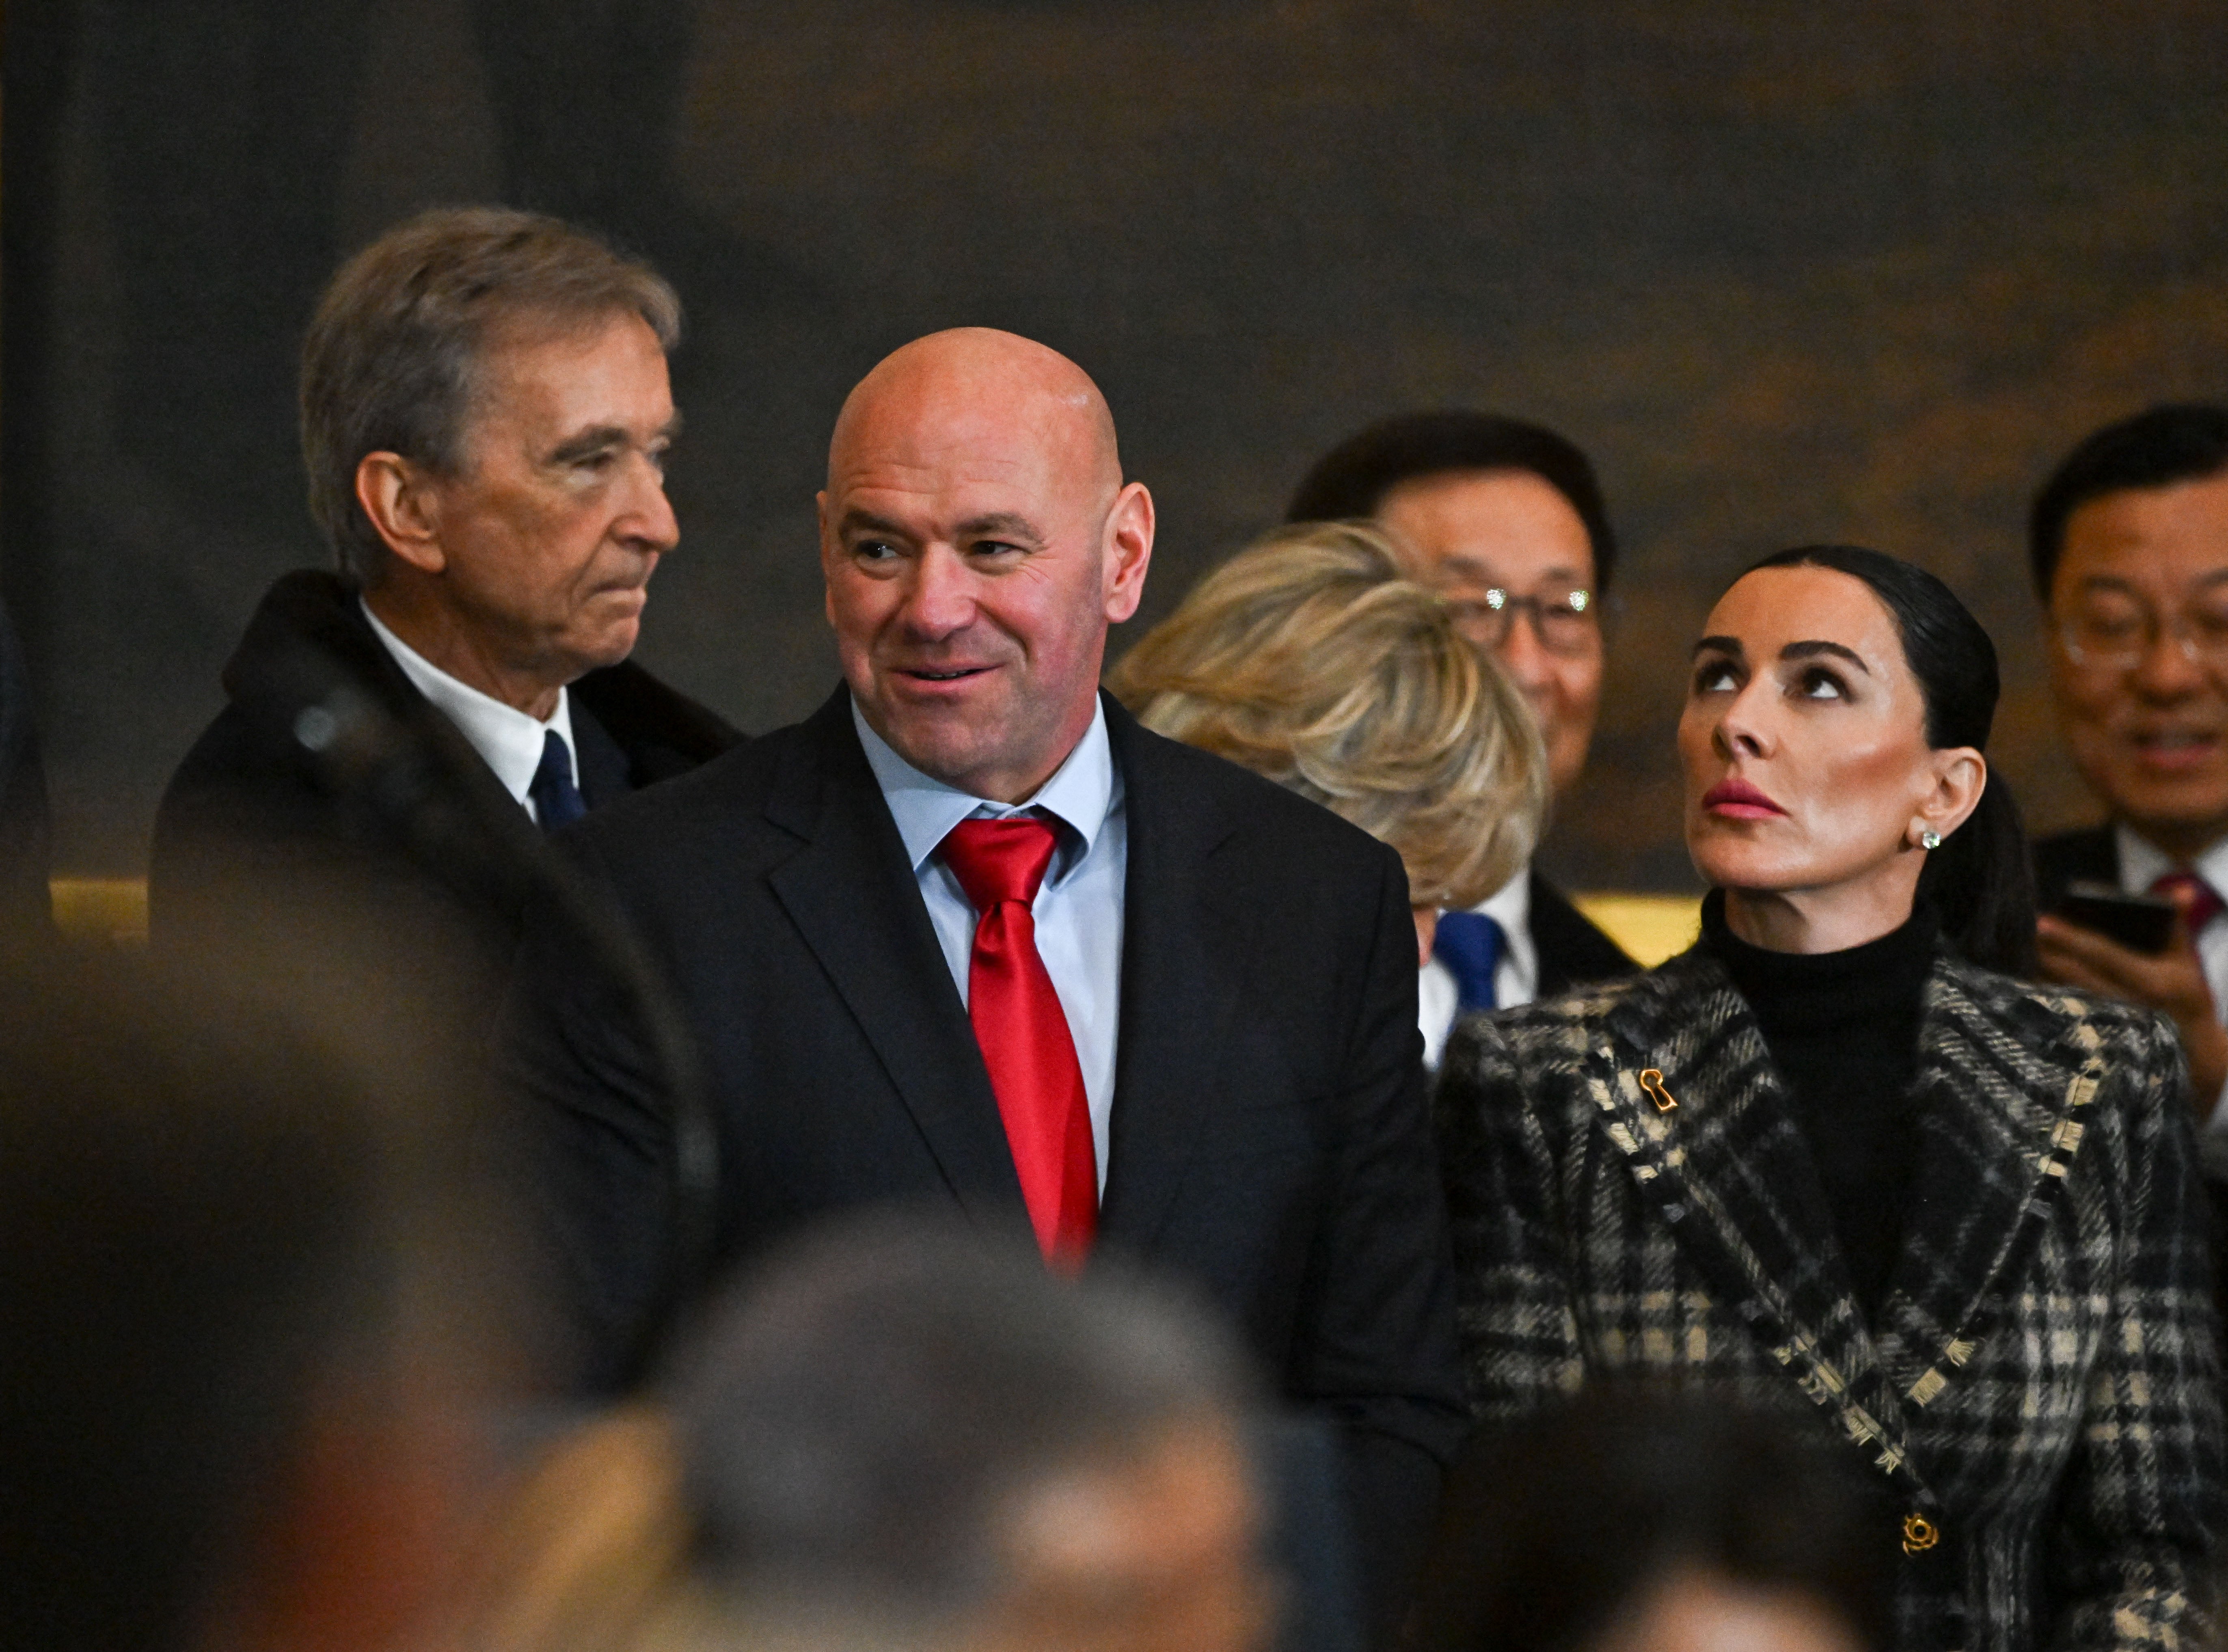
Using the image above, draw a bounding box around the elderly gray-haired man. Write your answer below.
[151,207,738,1013]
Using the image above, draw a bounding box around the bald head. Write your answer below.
[829,328,1123,507]
[817,328,1155,803]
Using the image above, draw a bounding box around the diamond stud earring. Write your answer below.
[1919,829,1942,851]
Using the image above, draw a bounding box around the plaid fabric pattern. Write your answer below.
[1437,945,2226,1652]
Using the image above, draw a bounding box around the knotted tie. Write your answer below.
[529,729,587,831]
[1434,910,1506,1014]
[2150,870,2227,937]
[940,817,1097,1263]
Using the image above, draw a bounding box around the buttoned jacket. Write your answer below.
[1436,944,2225,1652]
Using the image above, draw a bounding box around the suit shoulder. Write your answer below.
[1117,715,1405,868]
[1442,970,1658,1080]
[564,719,790,851]
[1940,954,2182,1069]
[153,699,319,844]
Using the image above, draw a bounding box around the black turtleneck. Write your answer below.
[1701,892,1939,1320]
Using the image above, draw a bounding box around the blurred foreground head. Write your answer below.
[654,1215,1275,1652]
[1405,1387,1892,1652]
[0,952,523,1652]
[1110,520,1547,960]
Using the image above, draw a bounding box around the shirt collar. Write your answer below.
[2116,821,2228,902]
[361,598,576,805]
[852,694,1118,877]
[1472,863,1539,998]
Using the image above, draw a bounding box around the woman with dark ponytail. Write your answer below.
[1435,548,2223,1652]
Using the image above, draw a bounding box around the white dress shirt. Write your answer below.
[2112,823,2228,1140]
[361,600,578,822]
[1418,867,1539,1069]
[853,698,1126,1189]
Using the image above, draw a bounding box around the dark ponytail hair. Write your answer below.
[1742,546,2038,976]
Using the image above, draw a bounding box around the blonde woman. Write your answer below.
[1109,521,1548,972]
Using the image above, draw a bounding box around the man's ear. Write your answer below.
[1101,482,1155,624]
[817,490,840,628]
[355,453,447,577]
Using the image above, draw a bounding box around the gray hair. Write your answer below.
[663,1213,1253,1640]
[298,205,682,585]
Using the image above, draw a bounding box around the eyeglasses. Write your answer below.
[1445,587,1599,656]
[2058,599,2228,675]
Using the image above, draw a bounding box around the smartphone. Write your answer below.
[2056,880,2177,954]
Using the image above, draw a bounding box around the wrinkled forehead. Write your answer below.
[830,381,1116,524]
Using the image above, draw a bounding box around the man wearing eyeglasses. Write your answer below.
[2031,404,2228,1131]
[1289,412,1637,1064]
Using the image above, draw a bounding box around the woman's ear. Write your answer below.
[1911,747,1986,848]
[354,452,448,576]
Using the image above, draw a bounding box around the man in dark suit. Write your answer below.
[1287,413,1635,1060]
[2027,405,2228,1143]
[504,328,1465,1636]
[151,208,738,1007]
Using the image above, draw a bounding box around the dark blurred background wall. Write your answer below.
[8,0,2227,888]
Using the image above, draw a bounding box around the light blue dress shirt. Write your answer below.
[852,697,1127,1190]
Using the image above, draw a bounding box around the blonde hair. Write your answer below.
[1108,522,1547,910]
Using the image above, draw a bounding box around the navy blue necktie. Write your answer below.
[529,729,587,831]
[1435,911,1505,1013]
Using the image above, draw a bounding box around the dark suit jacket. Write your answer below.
[1438,948,2226,1652]
[1527,872,1638,996]
[150,569,740,1005]
[502,685,1469,1615]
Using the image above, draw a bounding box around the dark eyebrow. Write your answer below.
[1781,639,1872,674]
[1690,635,1743,659]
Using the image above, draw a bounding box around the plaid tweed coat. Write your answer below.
[1436,942,2225,1652]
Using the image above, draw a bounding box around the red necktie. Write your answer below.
[939,818,1097,1264]
[2150,871,2228,937]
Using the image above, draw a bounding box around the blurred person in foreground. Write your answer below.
[636,1215,1274,1652]
[1437,545,2224,1650]
[1107,520,1547,976]
[0,951,522,1652]
[150,206,738,1017]
[1407,1387,1892,1652]
[1288,412,1635,1060]
[2029,404,2228,1142]
[502,328,1466,1632]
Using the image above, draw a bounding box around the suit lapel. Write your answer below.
[1873,959,2101,1405]
[763,692,1028,1222]
[1592,951,1936,1497]
[1095,702,1255,1251]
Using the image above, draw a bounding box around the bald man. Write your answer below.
[501,328,1465,1636]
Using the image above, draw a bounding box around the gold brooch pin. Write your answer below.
[1637,1068,1678,1112]
[1902,1512,1940,1555]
